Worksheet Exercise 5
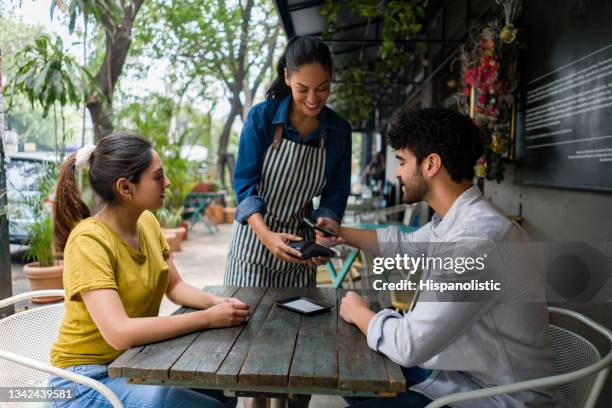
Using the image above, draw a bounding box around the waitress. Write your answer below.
[224,35,352,288]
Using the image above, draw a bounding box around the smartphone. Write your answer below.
[302,217,339,238]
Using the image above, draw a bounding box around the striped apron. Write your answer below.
[224,123,327,287]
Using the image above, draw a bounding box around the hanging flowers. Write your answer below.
[459,1,521,182]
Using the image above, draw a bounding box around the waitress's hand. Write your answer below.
[261,231,308,264]
[315,217,345,247]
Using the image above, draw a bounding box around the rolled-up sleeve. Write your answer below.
[367,308,403,351]
[234,108,269,225]
[366,301,493,368]
[313,122,352,224]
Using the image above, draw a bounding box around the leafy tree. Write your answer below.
[116,92,214,212]
[3,0,147,141]
[136,0,282,185]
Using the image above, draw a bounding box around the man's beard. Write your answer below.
[399,172,428,204]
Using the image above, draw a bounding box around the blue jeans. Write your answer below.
[48,364,237,408]
[344,366,435,408]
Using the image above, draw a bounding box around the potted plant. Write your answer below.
[207,201,225,225]
[23,212,63,303]
[21,160,63,304]
[192,174,220,194]
[157,208,185,252]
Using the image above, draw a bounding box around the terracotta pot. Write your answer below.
[192,182,211,193]
[163,231,182,252]
[162,226,187,241]
[207,204,225,224]
[224,207,236,224]
[23,261,64,304]
[180,220,190,240]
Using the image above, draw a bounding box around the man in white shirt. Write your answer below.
[317,107,557,407]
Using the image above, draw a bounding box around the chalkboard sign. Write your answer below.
[516,0,612,191]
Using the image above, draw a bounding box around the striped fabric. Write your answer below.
[224,126,326,287]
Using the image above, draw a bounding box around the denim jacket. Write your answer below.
[233,95,352,225]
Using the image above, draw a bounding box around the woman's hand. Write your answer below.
[223,297,249,307]
[315,217,345,247]
[202,300,250,329]
[261,231,308,264]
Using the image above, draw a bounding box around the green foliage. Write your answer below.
[0,187,7,221]
[156,207,183,229]
[10,34,98,117]
[331,68,373,129]
[50,0,124,35]
[116,93,202,213]
[321,0,426,127]
[23,161,60,267]
[23,213,55,267]
[0,17,83,149]
[131,0,282,182]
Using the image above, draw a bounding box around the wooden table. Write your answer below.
[108,286,405,398]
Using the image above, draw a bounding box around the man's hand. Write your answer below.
[340,291,371,325]
[315,217,345,247]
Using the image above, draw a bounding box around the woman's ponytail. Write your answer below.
[266,48,291,100]
[53,152,90,254]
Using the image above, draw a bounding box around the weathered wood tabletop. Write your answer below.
[108,286,405,397]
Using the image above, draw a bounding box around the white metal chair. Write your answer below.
[0,290,123,408]
[425,307,612,408]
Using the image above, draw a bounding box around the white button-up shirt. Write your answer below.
[370,185,558,407]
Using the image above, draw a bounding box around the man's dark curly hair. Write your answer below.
[386,107,484,182]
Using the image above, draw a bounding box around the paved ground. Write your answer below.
[10,222,347,408]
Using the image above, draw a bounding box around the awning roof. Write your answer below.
[273,0,471,130]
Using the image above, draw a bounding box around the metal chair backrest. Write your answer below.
[550,324,603,407]
[0,303,64,388]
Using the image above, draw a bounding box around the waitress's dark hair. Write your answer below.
[53,133,153,253]
[266,36,333,100]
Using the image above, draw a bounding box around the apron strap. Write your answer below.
[273,123,327,149]
[272,124,283,149]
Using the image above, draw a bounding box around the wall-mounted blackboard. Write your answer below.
[516,0,612,192]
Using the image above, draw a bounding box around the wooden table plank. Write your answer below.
[288,288,339,389]
[169,287,267,382]
[215,288,279,386]
[109,286,239,380]
[113,287,406,396]
[336,289,392,393]
[238,287,307,387]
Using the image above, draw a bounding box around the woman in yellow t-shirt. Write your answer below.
[48,133,247,408]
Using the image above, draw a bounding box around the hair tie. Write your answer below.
[75,144,96,170]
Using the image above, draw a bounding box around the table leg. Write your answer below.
[326,249,360,288]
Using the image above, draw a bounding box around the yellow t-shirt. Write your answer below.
[51,210,170,368]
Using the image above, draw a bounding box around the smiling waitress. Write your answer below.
[224,36,352,288]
